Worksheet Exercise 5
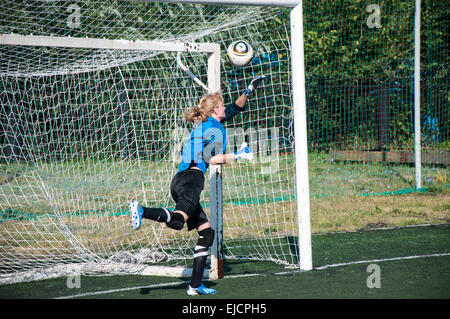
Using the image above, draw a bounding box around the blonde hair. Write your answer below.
[183,92,224,123]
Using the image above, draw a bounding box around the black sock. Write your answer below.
[190,246,209,288]
[142,207,171,223]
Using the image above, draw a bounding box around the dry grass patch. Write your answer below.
[311,191,450,233]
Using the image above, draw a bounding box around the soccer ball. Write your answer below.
[226,40,254,68]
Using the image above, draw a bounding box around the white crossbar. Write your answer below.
[0,34,220,54]
[134,0,300,8]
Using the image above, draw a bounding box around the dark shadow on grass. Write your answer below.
[139,281,217,295]
[286,235,299,265]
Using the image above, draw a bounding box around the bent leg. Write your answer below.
[190,227,215,288]
[142,207,171,222]
[165,210,188,230]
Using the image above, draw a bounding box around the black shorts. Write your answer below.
[170,168,208,231]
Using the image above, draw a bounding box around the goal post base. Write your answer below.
[209,259,224,280]
[141,266,210,279]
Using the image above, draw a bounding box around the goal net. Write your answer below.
[1,0,448,285]
[0,1,297,284]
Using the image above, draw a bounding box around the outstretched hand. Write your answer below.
[244,75,267,97]
[234,142,254,161]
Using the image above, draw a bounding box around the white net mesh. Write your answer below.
[0,1,296,283]
[3,0,448,285]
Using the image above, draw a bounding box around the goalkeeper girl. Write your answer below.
[128,75,265,296]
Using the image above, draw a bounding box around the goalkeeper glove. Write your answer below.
[234,142,254,161]
[244,75,266,97]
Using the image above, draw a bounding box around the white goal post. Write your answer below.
[139,0,313,272]
[0,0,434,286]
[0,33,225,279]
[0,0,314,284]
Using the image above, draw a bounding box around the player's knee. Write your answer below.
[197,227,215,248]
[166,212,185,230]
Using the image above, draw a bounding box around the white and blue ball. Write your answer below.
[226,40,254,68]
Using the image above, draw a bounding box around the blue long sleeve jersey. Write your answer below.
[177,102,243,174]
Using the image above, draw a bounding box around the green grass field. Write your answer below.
[1,223,448,300]
[1,153,448,305]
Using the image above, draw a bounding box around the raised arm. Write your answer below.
[221,75,267,123]
[209,142,253,165]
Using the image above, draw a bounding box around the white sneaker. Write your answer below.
[129,200,143,230]
[186,284,216,296]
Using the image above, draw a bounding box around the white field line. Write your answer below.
[55,280,190,299]
[54,273,259,299]
[276,252,450,274]
[54,254,448,299]
[314,253,450,270]
[313,223,443,236]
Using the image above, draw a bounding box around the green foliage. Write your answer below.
[0,1,447,159]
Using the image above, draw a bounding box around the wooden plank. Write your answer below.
[386,151,449,164]
[330,150,450,165]
[330,150,384,162]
